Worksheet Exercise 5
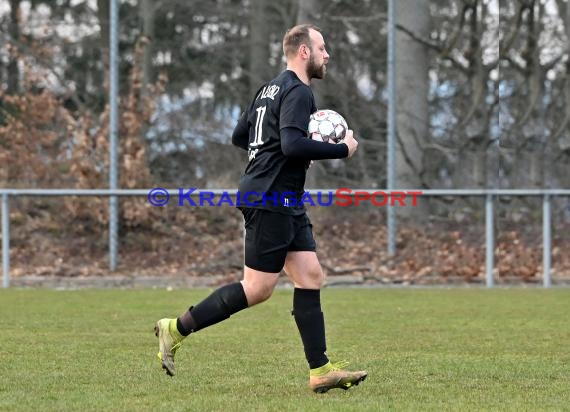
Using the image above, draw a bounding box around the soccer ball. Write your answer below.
[308,109,348,144]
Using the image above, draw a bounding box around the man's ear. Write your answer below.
[299,44,310,59]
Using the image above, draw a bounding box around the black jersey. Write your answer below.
[233,70,346,215]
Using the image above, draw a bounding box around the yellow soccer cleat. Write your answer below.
[154,318,183,376]
[309,361,368,393]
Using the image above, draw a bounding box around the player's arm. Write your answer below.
[231,112,249,151]
[280,86,356,159]
[281,127,348,159]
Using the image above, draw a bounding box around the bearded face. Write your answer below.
[308,51,327,80]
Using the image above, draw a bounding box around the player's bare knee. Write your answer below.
[250,285,274,305]
[308,266,325,287]
[313,270,325,288]
[242,278,276,306]
[258,284,275,302]
[317,271,326,287]
[295,269,324,289]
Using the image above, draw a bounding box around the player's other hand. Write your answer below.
[344,129,358,158]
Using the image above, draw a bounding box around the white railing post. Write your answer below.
[485,194,494,287]
[543,194,551,288]
[386,0,397,258]
[2,193,10,288]
[109,0,119,271]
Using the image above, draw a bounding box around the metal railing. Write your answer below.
[1,188,569,288]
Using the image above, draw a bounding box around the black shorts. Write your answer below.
[241,208,317,273]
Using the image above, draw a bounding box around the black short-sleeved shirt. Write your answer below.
[235,71,316,215]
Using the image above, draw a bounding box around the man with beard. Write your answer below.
[154,24,367,393]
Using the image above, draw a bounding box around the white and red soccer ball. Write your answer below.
[308,109,348,144]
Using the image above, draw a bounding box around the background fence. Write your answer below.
[1,1,569,288]
[2,188,570,289]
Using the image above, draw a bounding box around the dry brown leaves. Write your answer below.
[8,206,570,286]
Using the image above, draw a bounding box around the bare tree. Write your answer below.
[97,0,111,95]
[7,0,21,95]
[249,0,271,95]
[296,0,318,23]
[139,0,155,91]
[395,0,430,190]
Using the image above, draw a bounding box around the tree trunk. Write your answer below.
[395,0,430,216]
[296,0,318,23]
[395,0,429,190]
[515,1,543,188]
[559,0,570,187]
[139,0,155,92]
[249,0,271,95]
[457,1,491,189]
[97,0,110,96]
[7,0,21,95]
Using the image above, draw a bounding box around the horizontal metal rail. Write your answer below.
[0,188,570,196]
[1,188,569,288]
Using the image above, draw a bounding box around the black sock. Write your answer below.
[177,312,195,337]
[292,288,329,369]
[177,282,249,335]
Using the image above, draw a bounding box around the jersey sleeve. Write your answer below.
[281,127,349,160]
[279,85,314,132]
[231,111,249,151]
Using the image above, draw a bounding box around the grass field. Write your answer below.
[0,288,569,412]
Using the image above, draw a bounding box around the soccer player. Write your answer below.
[154,24,367,393]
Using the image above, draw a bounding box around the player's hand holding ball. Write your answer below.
[343,129,358,158]
[308,109,358,158]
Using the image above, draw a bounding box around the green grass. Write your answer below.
[0,288,569,412]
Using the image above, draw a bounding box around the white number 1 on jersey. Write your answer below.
[251,106,266,147]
